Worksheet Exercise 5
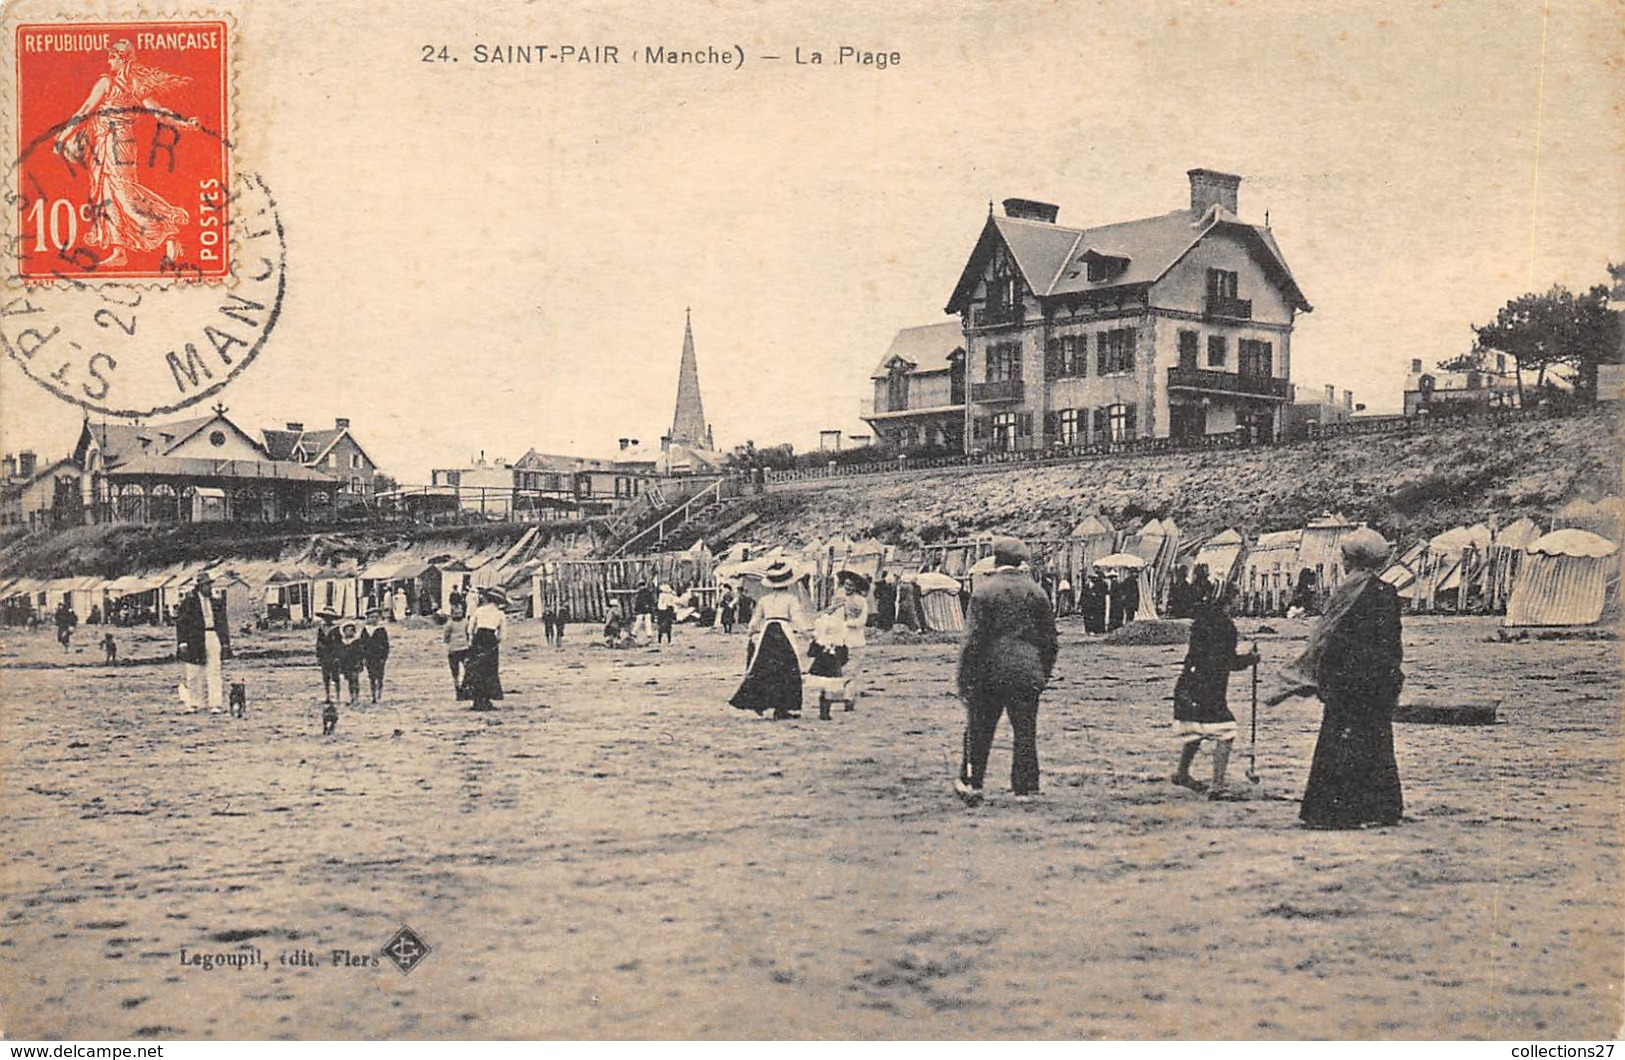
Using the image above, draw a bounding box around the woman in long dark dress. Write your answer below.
[1269,528,1404,829]
[730,561,809,720]
[465,587,508,711]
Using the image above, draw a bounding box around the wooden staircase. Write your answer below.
[600,476,750,557]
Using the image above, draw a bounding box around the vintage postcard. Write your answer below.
[0,0,1619,1043]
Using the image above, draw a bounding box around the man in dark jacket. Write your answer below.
[632,581,656,640]
[176,572,231,713]
[955,537,1059,805]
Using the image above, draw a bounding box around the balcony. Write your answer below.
[971,378,1025,403]
[1205,295,1252,320]
[971,303,1026,329]
[1167,367,1289,401]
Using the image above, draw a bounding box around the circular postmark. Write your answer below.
[2,111,286,418]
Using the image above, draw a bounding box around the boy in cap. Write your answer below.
[316,609,343,704]
[362,607,390,703]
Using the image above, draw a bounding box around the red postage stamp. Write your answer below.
[13,20,229,282]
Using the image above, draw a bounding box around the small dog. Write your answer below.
[322,701,338,736]
[228,681,248,718]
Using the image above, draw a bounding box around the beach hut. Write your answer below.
[3,577,46,624]
[311,569,362,617]
[1192,528,1246,589]
[1413,523,1492,613]
[1485,516,1542,612]
[436,559,475,614]
[914,571,965,633]
[1504,529,1619,627]
[104,574,163,625]
[1297,513,1358,607]
[262,569,318,624]
[361,557,438,617]
[1242,530,1303,616]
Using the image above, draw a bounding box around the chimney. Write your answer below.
[1187,168,1241,216]
[2,455,14,479]
[18,450,36,479]
[285,421,304,432]
[1344,389,1354,411]
[1324,384,1335,405]
[1002,198,1059,223]
[1410,358,1423,374]
[334,417,350,430]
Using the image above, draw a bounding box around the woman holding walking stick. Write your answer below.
[1170,581,1258,799]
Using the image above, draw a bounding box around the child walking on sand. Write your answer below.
[1171,582,1258,800]
[803,610,850,722]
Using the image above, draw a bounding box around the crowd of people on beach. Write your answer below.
[717,530,1407,831]
[141,523,1407,830]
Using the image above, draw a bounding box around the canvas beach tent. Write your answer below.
[1504,529,1618,627]
[1485,516,1542,612]
[1192,528,1246,589]
[914,571,965,633]
[1242,529,1303,615]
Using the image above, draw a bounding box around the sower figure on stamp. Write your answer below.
[176,572,230,714]
[53,40,199,268]
[955,537,1058,806]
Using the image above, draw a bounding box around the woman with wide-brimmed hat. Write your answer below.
[729,560,810,719]
[465,586,508,711]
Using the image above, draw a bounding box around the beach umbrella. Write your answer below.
[1094,552,1146,570]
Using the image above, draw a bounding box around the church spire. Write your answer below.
[669,308,710,449]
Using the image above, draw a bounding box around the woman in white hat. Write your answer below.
[729,560,810,720]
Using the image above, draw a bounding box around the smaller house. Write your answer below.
[1,452,86,528]
[1283,383,1358,437]
[862,322,966,451]
[261,417,380,504]
[1403,357,1518,417]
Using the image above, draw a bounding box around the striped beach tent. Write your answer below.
[1504,529,1618,627]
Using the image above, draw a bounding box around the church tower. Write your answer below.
[667,308,714,451]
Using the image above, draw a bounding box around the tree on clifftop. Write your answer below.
[1460,279,1622,405]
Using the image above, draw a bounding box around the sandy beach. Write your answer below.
[0,614,1618,1039]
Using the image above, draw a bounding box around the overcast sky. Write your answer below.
[2,0,1618,482]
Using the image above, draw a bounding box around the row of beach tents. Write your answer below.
[2,497,1618,633]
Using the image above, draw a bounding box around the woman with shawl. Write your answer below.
[729,560,809,720]
[1267,528,1405,829]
